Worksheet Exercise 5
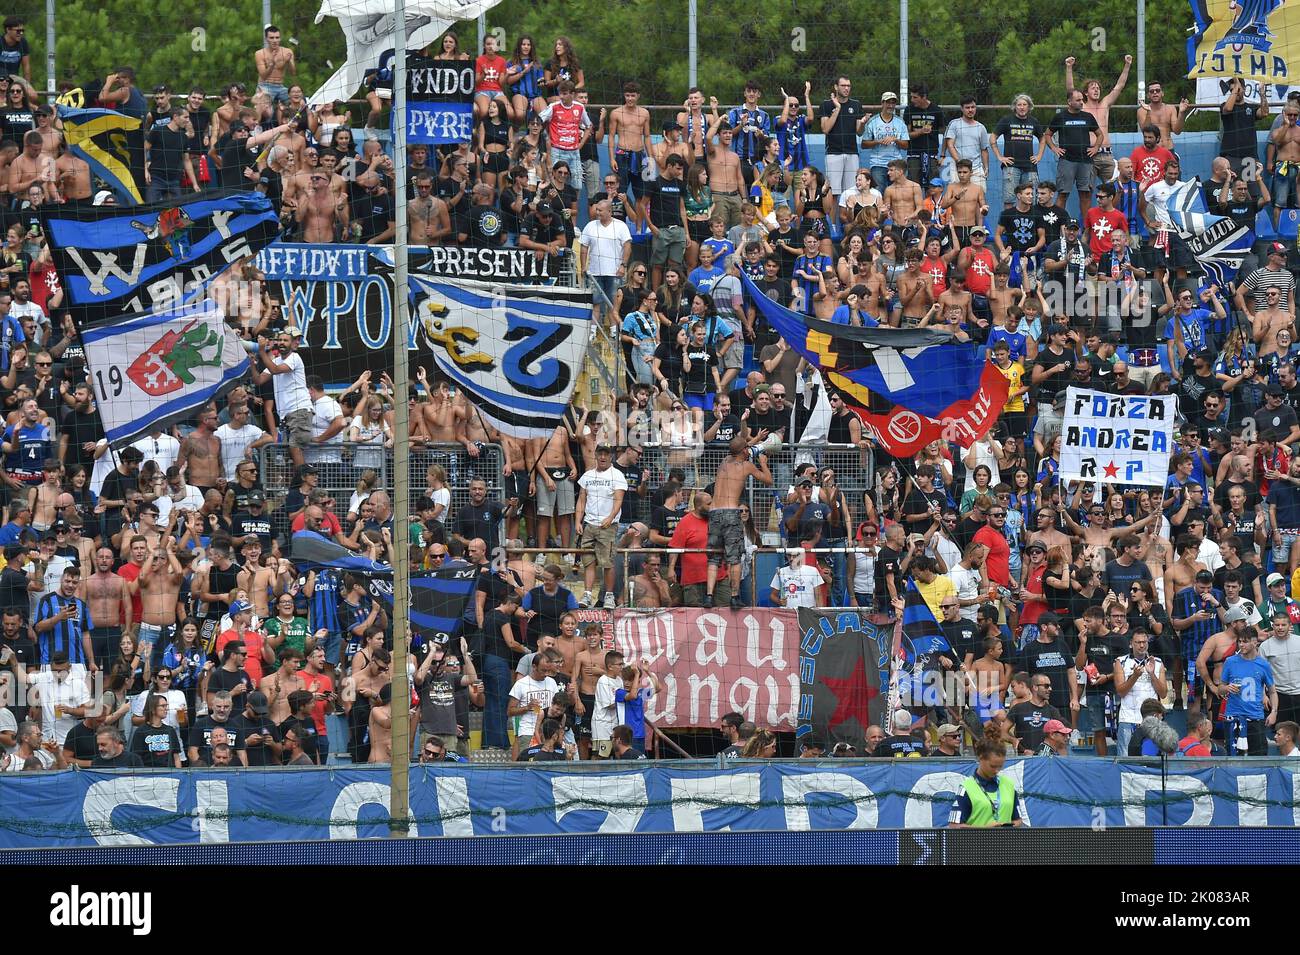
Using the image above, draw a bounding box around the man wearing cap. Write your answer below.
[949,739,1022,827]
[1235,242,1297,319]
[931,722,964,756]
[239,689,283,767]
[1036,718,1073,756]
[769,547,830,610]
[1172,570,1226,719]
[862,92,908,192]
[518,199,571,273]
[1043,219,1089,318]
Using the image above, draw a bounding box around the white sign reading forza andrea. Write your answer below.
[1060,388,1175,488]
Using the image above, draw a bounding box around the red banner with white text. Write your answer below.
[612,608,801,730]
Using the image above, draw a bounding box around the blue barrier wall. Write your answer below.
[0,759,1296,848]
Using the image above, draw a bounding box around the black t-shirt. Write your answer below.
[521,746,566,762]
[187,714,248,762]
[943,618,981,663]
[92,751,144,768]
[681,344,717,394]
[188,107,212,155]
[479,606,515,660]
[524,212,569,248]
[820,97,864,154]
[997,206,1042,252]
[616,461,647,524]
[129,723,183,768]
[455,499,504,551]
[206,666,252,699]
[147,125,191,181]
[1047,109,1098,163]
[903,486,946,521]
[903,103,946,157]
[353,190,395,243]
[239,714,282,767]
[1036,203,1065,246]
[643,176,686,229]
[653,340,684,393]
[1008,700,1061,753]
[707,413,742,446]
[768,226,802,278]
[994,114,1044,169]
[0,566,31,617]
[754,275,792,310]
[1032,348,1073,405]
[64,720,100,763]
[875,545,904,598]
[0,108,33,144]
[1019,638,1074,711]
[873,734,927,757]
[499,187,529,235]
[60,406,104,470]
[1077,630,1127,691]
[215,135,253,188]
[0,35,29,77]
[782,500,830,544]
[466,203,507,247]
[650,502,684,542]
[590,190,631,223]
[1220,101,1260,160]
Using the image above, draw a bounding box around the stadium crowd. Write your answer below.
[1,18,1300,767]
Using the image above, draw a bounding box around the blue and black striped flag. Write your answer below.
[900,579,952,664]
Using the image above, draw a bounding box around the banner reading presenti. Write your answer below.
[1187,0,1299,103]
[1060,388,1175,487]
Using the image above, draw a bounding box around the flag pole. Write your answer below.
[389,0,413,839]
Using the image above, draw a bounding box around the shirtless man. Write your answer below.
[897,249,933,326]
[255,25,297,112]
[812,271,843,321]
[1065,53,1133,183]
[573,625,606,759]
[408,173,451,244]
[705,104,745,230]
[608,81,651,190]
[651,120,693,173]
[1027,507,1072,554]
[55,144,92,205]
[1136,80,1189,150]
[533,424,578,552]
[1269,106,1300,226]
[133,542,184,666]
[1165,536,1207,609]
[676,87,709,164]
[455,390,491,459]
[498,432,532,542]
[366,686,392,764]
[631,554,672,608]
[177,403,222,495]
[1062,506,1158,550]
[706,435,773,608]
[8,130,54,202]
[932,272,976,337]
[941,160,988,240]
[32,107,60,159]
[297,169,348,243]
[259,647,306,724]
[117,504,168,559]
[419,375,458,443]
[882,159,923,228]
[966,637,1011,720]
[237,542,284,620]
[210,83,248,146]
[81,545,132,667]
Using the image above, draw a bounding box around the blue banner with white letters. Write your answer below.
[0,760,1296,847]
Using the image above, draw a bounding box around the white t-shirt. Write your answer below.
[131,433,181,475]
[1115,655,1165,724]
[593,674,621,741]
[213,423,266,480]
[770,564,825,608]
[1143,179,1178,229]
[29,664,91,746]
[307,395,345,464]
[851,548,876,596]
[949,564,984,621]
[838,184,882,209]
[430,487,450,523]
[509,674,558,739]
[155,482,205,525]
[577,466,628,526]
[271,351,310,415]
[579,218,632,276]
[128,688,189,731]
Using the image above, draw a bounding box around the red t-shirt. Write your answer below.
[542,101,588,151]
[116,563,144,626]
[298,669,334,735]
[1082,208,1128,260]
[962,247,996,296]
[216,627,268,685]
[670,512,722,586]
[1130,145,1175,189]
[921,255,948,298]
[1176,734,1212,757]
[1019,563,1047,626]
[290,510,343,535]
[28,260,61,315]
[974,525,1010,587]
[475,54,507,93]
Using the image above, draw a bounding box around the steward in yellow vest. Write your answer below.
[948,740,1022,827]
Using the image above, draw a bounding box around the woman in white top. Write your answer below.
[348,469,379,521]
[347,394,393,472]
[963,433,1009,491]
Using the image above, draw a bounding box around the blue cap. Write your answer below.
[229,600,252,617]
[929,177,944,187]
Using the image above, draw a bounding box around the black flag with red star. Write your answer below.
[796,609,891,751]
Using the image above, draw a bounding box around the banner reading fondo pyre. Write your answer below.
[1188,0,1300,103]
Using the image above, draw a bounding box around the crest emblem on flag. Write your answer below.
[127,321,224,396]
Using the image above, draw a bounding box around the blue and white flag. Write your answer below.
[79,298,249,446]
[1165,177,1254,287]
[41,189,281,327]
[409,275,592,438]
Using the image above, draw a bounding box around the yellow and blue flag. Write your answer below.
[56,104,144,205]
